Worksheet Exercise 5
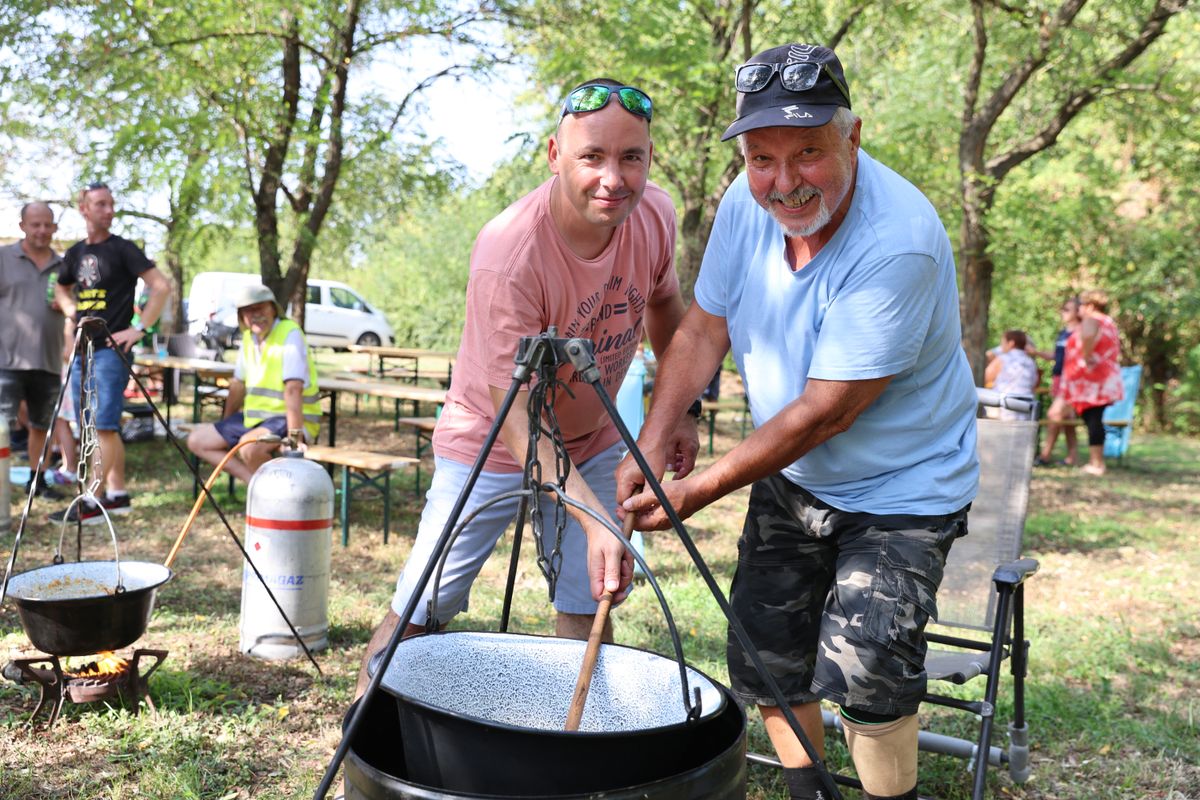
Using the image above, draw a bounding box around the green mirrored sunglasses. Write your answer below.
[560,84,653,122]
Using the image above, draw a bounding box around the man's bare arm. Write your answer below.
[615,304,730,504]
[624,375,892,530]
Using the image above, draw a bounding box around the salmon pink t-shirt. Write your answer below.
[432,178,678,472]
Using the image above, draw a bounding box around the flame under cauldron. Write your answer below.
[66,651,130,679]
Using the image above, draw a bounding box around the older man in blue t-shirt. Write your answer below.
[616,44,978,800]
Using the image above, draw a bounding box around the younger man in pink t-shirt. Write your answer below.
[357,79,699,691]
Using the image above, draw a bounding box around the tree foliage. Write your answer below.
[951,0,1191,380]
[347,145,544,348]
[3,0,508,325]
[511,0,1198,426]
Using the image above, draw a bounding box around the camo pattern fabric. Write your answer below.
[726,472,967,716]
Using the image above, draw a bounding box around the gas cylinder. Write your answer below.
[0,418,11,534]
[239,451,334,660]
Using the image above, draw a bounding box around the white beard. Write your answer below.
[773,199,834,238]
[766,153,854,239]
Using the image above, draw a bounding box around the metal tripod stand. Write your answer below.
[315,330,842,799]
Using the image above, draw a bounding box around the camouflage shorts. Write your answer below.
[726,473,968,716]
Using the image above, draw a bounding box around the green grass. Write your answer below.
[2,403,1198,799]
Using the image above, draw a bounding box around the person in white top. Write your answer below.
[186,284,317,482]
[984,330,1041,419]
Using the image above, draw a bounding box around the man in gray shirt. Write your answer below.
[0,202,65,497]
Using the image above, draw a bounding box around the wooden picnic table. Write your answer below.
[316,376,446,446]
[134,355,448,447]
[134,353,236,376]
[700,396,750,456]
[347,344,457,384]
[133,353,236,425]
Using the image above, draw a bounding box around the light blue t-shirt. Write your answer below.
[695,150,978,515]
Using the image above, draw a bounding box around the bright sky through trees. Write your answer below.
[0,61,528,243]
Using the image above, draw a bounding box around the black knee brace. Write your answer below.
[839,705,902,725]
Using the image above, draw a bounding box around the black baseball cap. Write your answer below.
[721,43,852,141]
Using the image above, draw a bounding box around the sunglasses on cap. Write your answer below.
[560,84,653,122]
[735,61,851,105]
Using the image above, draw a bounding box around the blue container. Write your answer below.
[616,354,646,438]
[615,354,647,569]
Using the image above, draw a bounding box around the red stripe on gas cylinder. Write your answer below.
[246,515,333,531]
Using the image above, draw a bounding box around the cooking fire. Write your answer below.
[65,651,129,679]
[2,648,167,729]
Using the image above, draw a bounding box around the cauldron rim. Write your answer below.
[6,560,172,604]
[377,629,727,737]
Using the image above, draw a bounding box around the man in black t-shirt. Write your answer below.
[51,183,171,524]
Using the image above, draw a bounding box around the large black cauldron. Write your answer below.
[4,560,172,656]
[343,687,747,799]
[368,631,745,797]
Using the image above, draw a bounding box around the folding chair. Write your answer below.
[918,394,1040,800]
[1102,365,1141,461]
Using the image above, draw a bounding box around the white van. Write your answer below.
[187,272,394,348]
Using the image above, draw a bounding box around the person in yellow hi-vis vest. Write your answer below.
[187,283,320,483]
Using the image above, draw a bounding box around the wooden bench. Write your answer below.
[327,369,375,383]
[700,397,750,456]
[380,367,453,385]
[332,367,451,389]
[304,446,418,546]
[191,383,231,427]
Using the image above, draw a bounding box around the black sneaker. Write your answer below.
[102,494,132,515]
[49,498,105,525]
[25,474,65,501]
[47,495,131,525]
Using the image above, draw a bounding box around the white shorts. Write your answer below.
[391,442,623,625]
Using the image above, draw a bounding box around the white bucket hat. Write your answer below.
[234,283,284,319]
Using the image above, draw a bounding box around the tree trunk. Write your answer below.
[677,200,710,302]
[252,14,301,309]
[163,248,185,335]
[1145,344,1171,432]
[958,165,996,385]
[269,1,358,334]
[673,149,740,305]
[285,262,309,331]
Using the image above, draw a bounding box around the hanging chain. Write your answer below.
[76,336,103,501]
[524,358,574,601]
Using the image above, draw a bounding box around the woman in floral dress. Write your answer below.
[1060,289,1124,476]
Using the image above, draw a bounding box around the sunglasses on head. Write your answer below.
[735,61,851,106]
[561,84,653,122]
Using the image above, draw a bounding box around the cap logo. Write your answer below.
[782,105,813,120]
[786,44,819,64]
